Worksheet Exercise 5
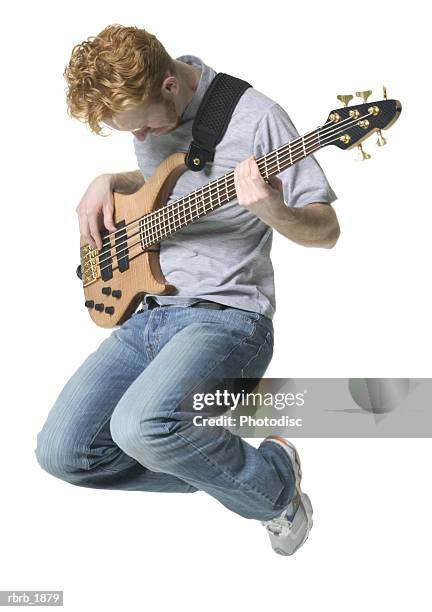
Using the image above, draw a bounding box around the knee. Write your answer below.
[34,427,87,482]
[110,404,172,472]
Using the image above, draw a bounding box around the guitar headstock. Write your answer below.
[320,88,402,159]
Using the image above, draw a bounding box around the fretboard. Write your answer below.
[140,126,322,248]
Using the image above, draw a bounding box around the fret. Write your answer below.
[177,196,184,231]
[149,210,157,246]
[302,135,306,157]
[143,226,149,249]
[194,191,200,218]
[201,185,206,212]
[207,185,213,211]
[188,193,192,224]
[179,199,187,230]
[174,205,180,233]
[211,183,217,209]
[193,191,198,220]
[139,218,146,249]
[161,205,168,240]
[167,201,173,235]
[144,213,151,247]
[193,190,198,219]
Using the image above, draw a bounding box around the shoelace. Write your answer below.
[264,491,301,537]
[266,515,293,537]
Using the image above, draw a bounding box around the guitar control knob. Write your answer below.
[95,303,104,312]
[105,306,115,315]
[112,290,122,298]
[85,300,94,309]
[102,287,112,295]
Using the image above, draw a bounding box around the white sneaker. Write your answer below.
[259,435,313,556]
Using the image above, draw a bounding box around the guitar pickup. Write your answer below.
[99,232,113,282]
[115,220,129,273]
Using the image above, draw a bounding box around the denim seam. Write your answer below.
[232,311,260,324]
[85,411,128,471]
[97,455,139,474]
[154,308,166,354]
[171,429,287,509]
[240,331,272,377]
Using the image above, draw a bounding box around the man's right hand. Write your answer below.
[76,174,117,251]
[76,170,145,250]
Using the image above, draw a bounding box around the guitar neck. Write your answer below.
[140,126,323,248]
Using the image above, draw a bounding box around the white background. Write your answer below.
[1,1,431,610]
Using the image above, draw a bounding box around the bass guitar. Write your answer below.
[76,88,401,328]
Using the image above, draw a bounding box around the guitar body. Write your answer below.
[80,152,187,328]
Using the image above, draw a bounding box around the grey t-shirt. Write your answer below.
[133,54,337,320]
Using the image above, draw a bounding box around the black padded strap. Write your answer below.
[185,72,252,171]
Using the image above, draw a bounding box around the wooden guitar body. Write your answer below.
[79,152,187,328]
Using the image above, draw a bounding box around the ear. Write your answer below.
[161,74,179,96]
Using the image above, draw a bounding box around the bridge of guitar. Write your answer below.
[80,220,130,287]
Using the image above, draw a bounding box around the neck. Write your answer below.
[172,59,202,117]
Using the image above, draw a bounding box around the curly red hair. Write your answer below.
[63,24,174,135]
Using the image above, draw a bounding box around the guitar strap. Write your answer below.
[185,72,252,172]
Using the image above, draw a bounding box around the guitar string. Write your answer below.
[94,119,373,278]
[92,110,374,273]
[87,108,370,257]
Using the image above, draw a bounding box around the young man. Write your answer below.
[35,24,340,556]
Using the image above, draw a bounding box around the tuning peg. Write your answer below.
[356,90,373,103]
[376,129,387,146]
[356,143,371,161]
[382,85,388,100]
[337,94,353,107]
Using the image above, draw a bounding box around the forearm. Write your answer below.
[233,156,340,249]
[257,200,340,248]
[106,169,145,194]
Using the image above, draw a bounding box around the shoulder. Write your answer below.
[234,86,287,121]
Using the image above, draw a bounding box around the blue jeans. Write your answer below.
[35,305,295,521]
